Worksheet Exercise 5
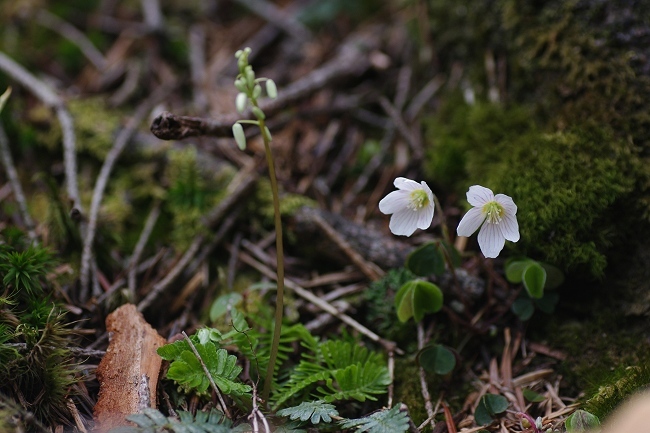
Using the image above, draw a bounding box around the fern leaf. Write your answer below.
[164,341,252,397]
[318,363,391,403]
[320,341,381,370]
[110,408,232,433]
[340,405,410,433]
[272,366,330,409]
[276,400,339,424]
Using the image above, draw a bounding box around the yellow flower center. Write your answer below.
[408,189,429,210]
[482,201,505,224]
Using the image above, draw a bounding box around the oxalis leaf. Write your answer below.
[522,262,546,299]
[474,394,508,426]
[340,405,410,433]
[276,400,338,424]
[394,280,443,323]
[418,344,456,375]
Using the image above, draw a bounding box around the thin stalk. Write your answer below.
[259,117,285,404]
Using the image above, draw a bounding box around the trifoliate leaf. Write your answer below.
[512,298,534,321]
[522,262,546,299]
[565,410,600,432]
[418,344,456,375]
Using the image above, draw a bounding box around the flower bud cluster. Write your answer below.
[232,48,278,150]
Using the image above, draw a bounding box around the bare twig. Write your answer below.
[140,0,164,32]
[181,331,231,418]
[150,27,381,140]
[310,211,385,281]
[35,9,107,70]
[378,96,423,160]
[0,52,81,210]
[0,120,37,242]
[80,84,174,298]
[417,322,436,429]
[189,24,208,111]
[128,201,162,297]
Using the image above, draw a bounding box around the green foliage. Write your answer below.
[272,339,390,409]
[339,405,410,433]
[255,179,316,224]
[584,365,650,420]
[565,410,600,433]
[474,394,509,426]
[157,339,252,398]
[0,243,79,427]
[394,280,443,323]
[406,241,458,277]
[417,344,456,375]
[0,246,54,296]
[110,407,232,433]
[276,400,339,424]
[425,101,637,277]
[364,268,416,342]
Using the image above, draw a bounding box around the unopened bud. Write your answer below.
[253,84,262,100]
[236,93,248,113]
[265,79,277,99]
[251,106,265,120]
[232,123,246,150]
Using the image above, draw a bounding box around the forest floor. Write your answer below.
[1,1,646,432]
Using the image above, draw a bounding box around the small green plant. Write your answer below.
[339,405,410,433]
[276,400,339,425]
[231,47,284,403]
[109,407,233,433]
[474,393,509,426]
[0,242,80,427]
[565,410,600,433]
[505,257,564,320]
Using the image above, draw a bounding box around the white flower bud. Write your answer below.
[252,106,265,120]
[234,79,247,93]
[236,93,248,113]
[265,79,277,99]
[232,123,246,150]
[253,84,262,100]
[245,66,255,85]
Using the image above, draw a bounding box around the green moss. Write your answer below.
[255,179,317,224]
[425,101,637,277]
[421,0,650,277]
[542,313,650,420]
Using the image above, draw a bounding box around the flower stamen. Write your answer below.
[408,190,430,210]
[482,201,505,224]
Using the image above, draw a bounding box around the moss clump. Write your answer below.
[542,311,650,420]
[425,101,637,277]
[421,0,650,277]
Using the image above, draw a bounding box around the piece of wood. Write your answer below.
[93,304,167,433]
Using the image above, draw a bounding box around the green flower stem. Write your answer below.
[259,116,285,404]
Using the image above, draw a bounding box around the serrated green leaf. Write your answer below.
[522,262,546,299]
[418,344,456,375]
[406,242,445,276]
[157,339,191,361]
[276,400,339,424]
[209,293,243,322]
[340,405,409,433]
[512,298,534,321]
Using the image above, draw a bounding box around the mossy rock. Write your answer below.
[422,0,650,278]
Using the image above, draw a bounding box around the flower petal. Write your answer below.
[379,190,410,214]
[394,177,421,191]
[495,194,517,215]
[467,185,494,207]
[498,213,520,242]
[389,209,419,236]
[477,222,506,258]
[456,207,485,237]
[417,203,434,230]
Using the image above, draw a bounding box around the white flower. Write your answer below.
[379,177,435,236]
[456,185,519,258]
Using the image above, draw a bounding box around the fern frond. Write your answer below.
[339,405,410,433]
[163,341,251,397]
[318,363,391,403]
[110,407,232,433]
[320,340,382,370]
[272,366,330,410]
[276,399,339,424]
